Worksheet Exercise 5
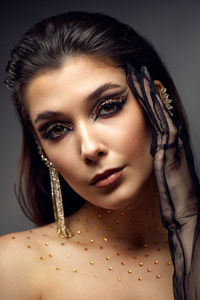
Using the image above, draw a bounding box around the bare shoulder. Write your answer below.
[0,224,56,300]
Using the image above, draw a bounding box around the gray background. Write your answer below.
[1,0,200,235]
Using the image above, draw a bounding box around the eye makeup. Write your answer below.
[37,89,128,141]
[38,121,73,141]
[91,93,128,121]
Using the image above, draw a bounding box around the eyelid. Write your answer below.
[88,87,128,116]
[37,120,72,133]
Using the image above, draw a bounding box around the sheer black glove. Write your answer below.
[125,64,200,300]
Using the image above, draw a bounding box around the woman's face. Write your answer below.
[25,55,153,210]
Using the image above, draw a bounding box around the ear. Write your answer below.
[154,80,165,93]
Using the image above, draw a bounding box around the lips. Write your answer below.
[89,166,125,185]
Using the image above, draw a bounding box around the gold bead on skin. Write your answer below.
[117,277,121,281]
[90,261,94,265]
[139,262,144,266]
[147,268,151,272]
[67,254,71,259]
[156,274,161,279]
[121,261,125,265]
[115,219,120,224]
[61,242,65,246]
[90,239,94,244]
[98,214,103,219]
[40,257,44,261]
[73,269,77,273]
[77,230,81,235]
[144,243,148,248]
[167,261,172,265]
[106,256,110,260]
[49,254,53,258]
[116,252,120,256]
[154,260,159,264]
[45,242,49,246]
[120,211,125,216]
[138,277,143,281]
[106,209,111,214]
[94,225,99,230]
[128,270,132,274]
[108,266,112,270]
[104,237,108,242]
[56,267,60,271]
[108,226,112,231]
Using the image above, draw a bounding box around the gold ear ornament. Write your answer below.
[160,87,173,116]
[37,144,73,239]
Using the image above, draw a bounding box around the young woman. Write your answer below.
[1,11,199,299]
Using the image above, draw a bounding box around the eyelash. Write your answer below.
[39,94,128,141]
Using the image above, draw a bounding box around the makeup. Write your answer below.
[93,168,124,188]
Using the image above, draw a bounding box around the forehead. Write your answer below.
[25,55,126,117]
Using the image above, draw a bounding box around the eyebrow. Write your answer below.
[34,82,123,124]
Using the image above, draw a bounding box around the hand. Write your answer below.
[125,64,200,300]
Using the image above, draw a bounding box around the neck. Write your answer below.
[67,175,167,253]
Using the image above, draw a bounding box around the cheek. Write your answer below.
[52,152,80,182]
[114,109,152,159]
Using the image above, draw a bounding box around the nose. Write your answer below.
[78,122,107,164]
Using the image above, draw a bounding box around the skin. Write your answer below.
[0,55,174,299]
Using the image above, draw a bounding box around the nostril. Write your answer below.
[84,151,104,164]
[98,151,104,157]
[85,157,92,164]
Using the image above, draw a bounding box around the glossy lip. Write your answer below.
[89,166,125,185]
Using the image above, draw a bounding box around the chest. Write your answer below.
[40,253,174,300]
[41,271,174,300]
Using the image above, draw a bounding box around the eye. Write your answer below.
[39,122,72,141]
[100,102,117,114]
[92,94,128,121]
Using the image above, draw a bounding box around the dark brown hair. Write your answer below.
[5,11,189,225]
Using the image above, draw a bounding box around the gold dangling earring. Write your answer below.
[37,144,73,239]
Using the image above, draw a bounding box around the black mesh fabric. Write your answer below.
[125,64,200,300]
